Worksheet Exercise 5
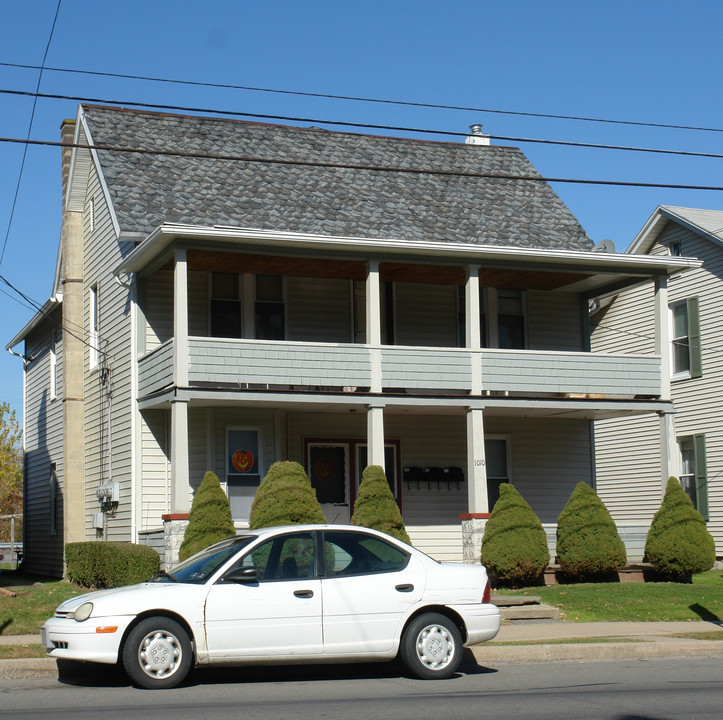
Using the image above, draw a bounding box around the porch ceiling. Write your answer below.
[174,250,593,290]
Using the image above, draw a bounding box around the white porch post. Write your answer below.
[465,265,482,394]
[366,260,382,393]
[654,276,671,401]
[654,276,677,489]
[367,403,386,470]
[466,408,488,513]
[463,407,489,563]
[171,248,190,513]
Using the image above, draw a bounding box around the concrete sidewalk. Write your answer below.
[1,621,722,679]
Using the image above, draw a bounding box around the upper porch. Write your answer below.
[118,223,699,409]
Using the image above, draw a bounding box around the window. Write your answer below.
[226,427,262,520]
[210,272,241,338]
[89,284,99,369]
[670,298,702,379]
[322,530,409,577]
[485,436,511,510]
[255,275,285,340]
[498,290,526,349]
[50,328,59,400]
[49,463,58,536]
[679,435,708,520]
[235,532,316,581]
[89,196,95,232]
[668,241,681,256]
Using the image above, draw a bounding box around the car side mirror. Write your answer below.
[223,567,258,584]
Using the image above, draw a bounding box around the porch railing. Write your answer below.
[137,337,662,399]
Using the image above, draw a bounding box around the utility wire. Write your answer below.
[1,135,722,192]
[1,60,722,134]
[2,88,722,161]
[0,1,62,269]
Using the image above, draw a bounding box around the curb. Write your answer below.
[470,639,723,663]
[1,640,722,680]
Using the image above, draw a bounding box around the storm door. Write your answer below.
[307,443,351,523]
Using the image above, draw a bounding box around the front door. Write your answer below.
[307,443,351,523]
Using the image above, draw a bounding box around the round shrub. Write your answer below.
[178,471,236,561]
[481,483,549,588]
[351,465,411,544]
[556,481,626,580]
[249,461,326,530]
[644,477,715,580]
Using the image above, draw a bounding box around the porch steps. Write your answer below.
[492,594,561,622]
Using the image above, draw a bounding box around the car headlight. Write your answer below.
[73,602,94,622]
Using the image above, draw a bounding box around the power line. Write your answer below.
[2,60,722,134]
[2,88,722,162]
[1,135,722,192]
[0,1,62,269]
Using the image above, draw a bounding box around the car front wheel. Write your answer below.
[122,616,192,689]
[400,612,463,679]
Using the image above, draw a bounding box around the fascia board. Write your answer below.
[627,206,669,255]
[114,222,697,280]
[6,298,60,350]
[66,106,120,238]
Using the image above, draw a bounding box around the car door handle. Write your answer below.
[294,590,314,599]
[395,584,414,593]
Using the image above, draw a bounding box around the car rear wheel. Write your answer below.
[400,613,463,680]
[122,617,192,689]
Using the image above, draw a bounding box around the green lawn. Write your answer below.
[0,580,83,635]
[504,570,723,622]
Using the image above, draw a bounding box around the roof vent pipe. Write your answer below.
[465,124,490,146]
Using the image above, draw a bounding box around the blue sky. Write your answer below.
[0,0,721,417]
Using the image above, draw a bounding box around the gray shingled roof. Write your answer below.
[82,104,592,250]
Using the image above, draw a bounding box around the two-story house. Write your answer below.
[8,105,697,575]
[593,206,723,561]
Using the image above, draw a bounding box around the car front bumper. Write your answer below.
[41,614,136,664]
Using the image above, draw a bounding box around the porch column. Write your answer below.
[659,410,678,488]
[367,402,386,470]
[366,260,382,393]
[174,248,189,387]
[654,276,670,401]
[466,408,488,513]
[171,248,191,512]
[171,399,191,513]
[465,265,482,394]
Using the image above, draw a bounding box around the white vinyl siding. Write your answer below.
[22,316,65,575]
[83,163,135,541]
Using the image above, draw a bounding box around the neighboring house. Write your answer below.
[7,105,696,576]
[592,206,723,561]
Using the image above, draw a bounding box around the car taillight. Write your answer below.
[482,579,491,604]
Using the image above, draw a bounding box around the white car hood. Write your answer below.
[56,582,196,616]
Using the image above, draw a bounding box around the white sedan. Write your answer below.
[42,525,500,689]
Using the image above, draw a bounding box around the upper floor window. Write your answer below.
[498,289,526,350]
[667,241,681,256]
[679,435,708,520]
[210,272,241,338]
[255,275,285,340]
[89,284,99,369]
[50,327,59,400]
[670,298,702,379]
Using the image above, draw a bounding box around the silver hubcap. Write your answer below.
[138,630,182,679]
[415,623,455,671]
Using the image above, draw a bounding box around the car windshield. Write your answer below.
[153,535,256,584]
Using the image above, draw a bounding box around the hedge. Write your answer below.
[65,541,160,589]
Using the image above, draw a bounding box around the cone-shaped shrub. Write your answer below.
[179,471,236,562]
[556,482,626,580]
[644,477,715,580]
[249,461,326,530]
[481,483,549,588]
[351,465,411,544]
